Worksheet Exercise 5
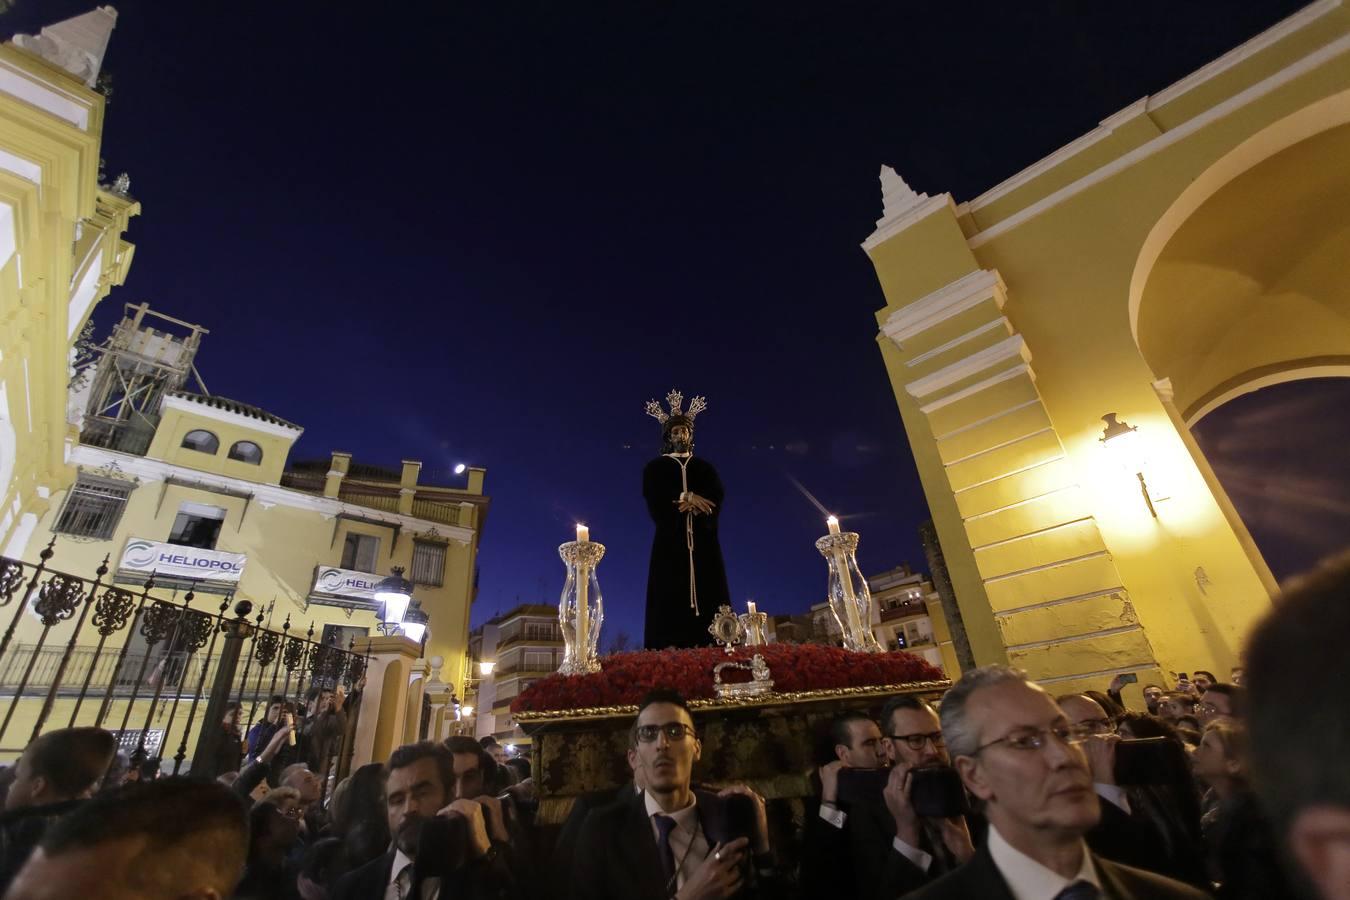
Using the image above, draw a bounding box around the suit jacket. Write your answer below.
[571,788,775,900]
[550,782,635,898]
[331,846,514,900]
[908,843,1209,900]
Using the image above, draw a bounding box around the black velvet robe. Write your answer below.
[642,454,730,649]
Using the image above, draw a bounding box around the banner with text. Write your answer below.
[118,538,247,584]
[311,566,381,603]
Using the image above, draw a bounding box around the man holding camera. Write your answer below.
[870,696,976,898]
[572,689,777,900]
[332,741,515,900]
[802,711,889,897]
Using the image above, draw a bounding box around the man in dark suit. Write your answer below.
[800,710,888,898]
[571,689,778,900]
[866,696,978,898]
[332,741,513,900]
[910,666,1207,900]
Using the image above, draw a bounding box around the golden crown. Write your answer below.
[644,389,707,425]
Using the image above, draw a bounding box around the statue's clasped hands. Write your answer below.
[676,493,717,515]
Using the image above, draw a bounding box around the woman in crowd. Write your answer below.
[1194,721,1298,899]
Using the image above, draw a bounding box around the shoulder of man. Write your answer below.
[331,850,393,900]
[906,844,1011,900]
[1095,854,1212,900]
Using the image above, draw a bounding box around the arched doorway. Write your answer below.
[1131,104,1350,583]
[1190,377,1350,582]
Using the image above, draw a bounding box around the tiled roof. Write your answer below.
[167,391,302,432]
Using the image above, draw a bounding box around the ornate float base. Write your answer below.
[520,679,949,827]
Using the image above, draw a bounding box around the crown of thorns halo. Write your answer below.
[644,389,707,425]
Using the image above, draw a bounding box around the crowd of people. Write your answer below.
[0,551,1346,899]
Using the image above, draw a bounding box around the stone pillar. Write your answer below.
[350,634,422,769]
[466,467,486,495]
[423,655,454,743]
[404,660,428,742]
[325,452,351,498]
[398,459,421,515]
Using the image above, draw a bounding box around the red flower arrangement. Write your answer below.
[510,643,945,713]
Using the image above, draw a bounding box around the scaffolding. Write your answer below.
[75,303,210,456]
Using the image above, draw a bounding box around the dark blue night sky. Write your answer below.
[6,1,1313,642]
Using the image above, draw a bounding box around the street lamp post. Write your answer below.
[374,566,413,637]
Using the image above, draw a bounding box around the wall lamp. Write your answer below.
[1099,413,1157,518]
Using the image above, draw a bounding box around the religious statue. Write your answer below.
[642,390,730,649]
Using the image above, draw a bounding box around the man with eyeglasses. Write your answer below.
[868,696,977,898]
[572,689,777,900]
[910,666,1205,900]
[1057,694,1191,886]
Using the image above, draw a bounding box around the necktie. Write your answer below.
[394,862,413,900]
[654,814,678,885]
[1054,880,1101,900]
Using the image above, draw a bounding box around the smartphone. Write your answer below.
[836,767,890,806]
[908,766,969,819]
[1114,737,1190,786]
[1117,672,1138,685]
[1177,672,1189,682]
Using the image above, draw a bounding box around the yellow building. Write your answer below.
[0,301,489,760]
[865,2,1350,698]
[0,8,137,558]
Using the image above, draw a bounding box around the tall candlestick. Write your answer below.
[576,523,590,543]
[827,516,841,535]
[834,549,865,639]
[576,563,590,655]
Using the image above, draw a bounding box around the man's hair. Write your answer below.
[258,786,301,808]
[630,689,694,746]
[938,665,1031,758]
[1162,691,1194,705]
[1083,690,1123,720]
[1203,683,1245,717]
[1118,711,1183,742]
[23,727,116,799]
[388,741,457,802]
[879,695,936,736]
[40,777,247,896]
[280,763,311,785]
[478,736,499,749]
[1247,550,1350,834]
[1142,683,1164,692]
[1193,670,1217,683]
[267,694,285,707]
[829,710,875,750]
[444,735,494,777]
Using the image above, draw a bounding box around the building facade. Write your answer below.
[0,8,137,559]
[864,3,1350,698]
[465,604,563,750]
[1,302,489,750]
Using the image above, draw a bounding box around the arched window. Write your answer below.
[228,440,263,465]
[180,429,219,454]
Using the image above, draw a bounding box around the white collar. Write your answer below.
[644,789,698,829]
[388,848,414,889]
[986,823,1100,900]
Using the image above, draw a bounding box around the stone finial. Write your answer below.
[11,6,118,88]
[878,165,930,227]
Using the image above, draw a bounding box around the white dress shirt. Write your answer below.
[1093,782,1131,815]
[644,790,710,890]
[385,849,441,900]
[986,823,1102,900]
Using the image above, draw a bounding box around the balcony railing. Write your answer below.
[0,643,279,698]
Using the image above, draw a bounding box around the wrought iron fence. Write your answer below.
[0,540,370,785]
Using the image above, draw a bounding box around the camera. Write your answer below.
[909,766,969,819]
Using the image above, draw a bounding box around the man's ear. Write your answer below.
[834,744,850,763]
[955,755,992,802]
[1288,805,1350,900]
[28,774,50,803]
[692,737,701,764]
[627,748,640,772]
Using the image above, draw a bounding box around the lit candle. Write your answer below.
[747,600,757,615]
[827,516,841,535]
[576,523,589,543]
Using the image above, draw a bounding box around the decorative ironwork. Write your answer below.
[91,587,136,636]
[713,653,774,699]
[254,630,281,669]
[0,559,24,606]
[32,574,87,627]
[282,636,307,672]
[178,609,214,654]
[139,601,180,645]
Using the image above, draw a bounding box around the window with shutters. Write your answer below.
[53,476,134,540]
[410,540,447,587]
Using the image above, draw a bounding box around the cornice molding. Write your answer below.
[905,335,1031,399]
[68,443,476,545]
[862,193,955,253]
[880,269,1007,348]
[918,364,1035,416]
[161,394,304,439]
